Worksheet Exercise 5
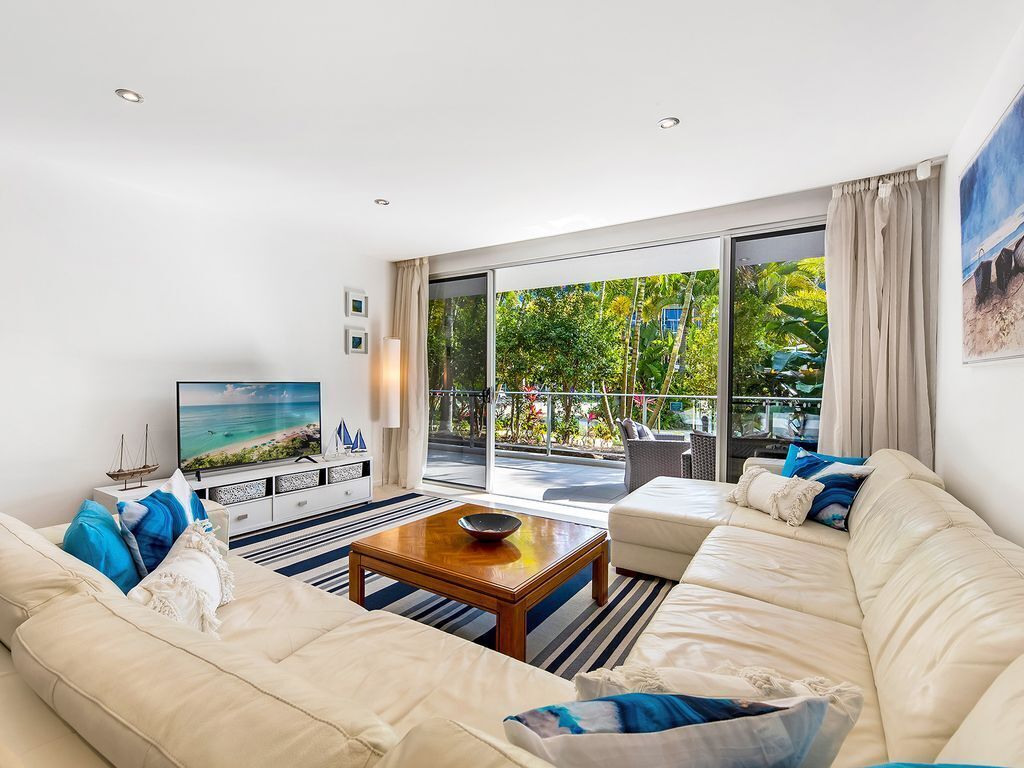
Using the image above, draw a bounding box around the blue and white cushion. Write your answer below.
[505,692,830,768]
[118,470,207,577]
[787,448,873,530]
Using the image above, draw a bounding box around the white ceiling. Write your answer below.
[2,2,1022,260]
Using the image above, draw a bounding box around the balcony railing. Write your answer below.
[427,388,822,463]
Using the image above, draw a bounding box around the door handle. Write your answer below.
[297,500,308,507]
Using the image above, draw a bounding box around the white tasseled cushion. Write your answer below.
[727,467,824,527]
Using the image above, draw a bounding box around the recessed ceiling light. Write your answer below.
[115,88,144,103]
[658,116,680,129]
[374,198,390,206]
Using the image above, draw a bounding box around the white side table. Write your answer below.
[92,480,168,515]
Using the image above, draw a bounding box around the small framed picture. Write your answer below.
[346,328,369,354]
[346,290,368,318]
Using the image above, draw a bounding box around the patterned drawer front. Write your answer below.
[275,470,320,494]
[328,463,364,483]
[210,479,267,505]
[228,498,273,535]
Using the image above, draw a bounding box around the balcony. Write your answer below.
[425,389,822,511]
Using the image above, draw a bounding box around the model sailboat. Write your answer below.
[106,424,160,490]
[325,419,355,458]
[352,429,367,453]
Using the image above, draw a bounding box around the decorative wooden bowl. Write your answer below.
[458,512,522,542]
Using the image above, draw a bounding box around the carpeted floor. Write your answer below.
[230,493,674,679]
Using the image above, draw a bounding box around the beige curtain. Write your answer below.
[382,257,429,487]
[819,170,940,465]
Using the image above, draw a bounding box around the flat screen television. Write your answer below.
[177,382,322,472]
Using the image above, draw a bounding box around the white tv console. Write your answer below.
[93,455,373,537]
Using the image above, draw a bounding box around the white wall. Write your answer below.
[935,20,1024,545]
[0,156,393,527]
[430,188,831,273]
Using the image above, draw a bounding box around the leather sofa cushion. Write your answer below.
[0,647,110,767]
[937,653,1024,767]
[0,513,121,649]
[375,718,554,768]
[625,583,887,768]
[279,609,574,740]
[847,479,990,613]
[863,526,1024,762]
[726,505,849,549]
[609,477,848,567]
[682,526,862,627]
[846,449,943,535]
[609,477,734,556]
[11,593,396,768]
[216,555,367,661]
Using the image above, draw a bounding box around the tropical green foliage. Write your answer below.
[426,256,827,451]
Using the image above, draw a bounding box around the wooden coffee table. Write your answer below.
[348,504,608,661]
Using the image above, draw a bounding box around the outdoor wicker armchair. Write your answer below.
[617,418,692,492]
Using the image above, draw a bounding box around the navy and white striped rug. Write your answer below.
[230,493,674,679]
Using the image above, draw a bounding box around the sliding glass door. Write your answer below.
[723,226,827,481]
[421,221,827,500]
[424,274,492,489]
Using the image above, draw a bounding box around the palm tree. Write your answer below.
[647,274,697,427]
[606,285,637,419]
[625,277,647,417]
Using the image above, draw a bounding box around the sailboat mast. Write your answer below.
[143,424,148,465]
[118,435,125,471]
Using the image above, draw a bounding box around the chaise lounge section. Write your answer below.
[608,447,1024,766]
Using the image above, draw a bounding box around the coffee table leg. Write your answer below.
[349,551,365,606]
[592,541,609,606]
[496,602,527,661]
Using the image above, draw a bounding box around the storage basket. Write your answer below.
[275,470,320,493]
[328,463,363,483]
[209,480,266,505]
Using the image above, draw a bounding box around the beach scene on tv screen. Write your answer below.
[178,382,321,471]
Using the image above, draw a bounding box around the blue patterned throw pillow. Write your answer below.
[63,500,140,593]
[504,692,829,768]
[781,443,865,478]
[786,447,873,530]
[118,470,207,577]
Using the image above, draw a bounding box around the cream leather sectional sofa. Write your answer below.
[609,448,1024,766]
[0,505,560,768]
[4,448,1023,768]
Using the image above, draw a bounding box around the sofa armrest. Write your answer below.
[375,718,553,768]
[201,499,229,546]
[742,457,786,475]
[35,523,70,547]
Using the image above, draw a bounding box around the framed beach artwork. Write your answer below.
[960,81,1024,363]
[346,289,368,318]
[346,328,369,354]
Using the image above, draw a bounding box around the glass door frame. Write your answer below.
[717,220,827,481]
[424,269,496,492]
[426,215,826,491]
